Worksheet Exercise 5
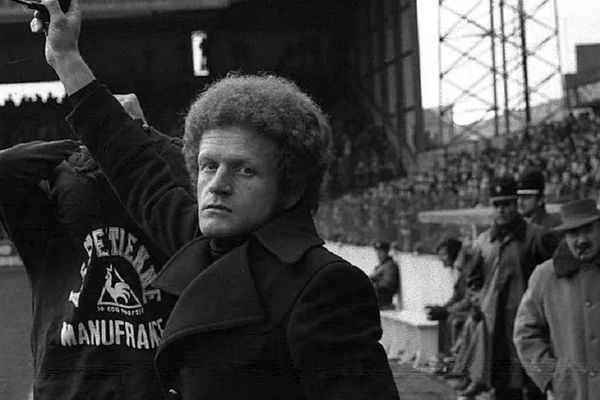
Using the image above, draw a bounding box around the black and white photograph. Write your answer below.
[0,1,599,399]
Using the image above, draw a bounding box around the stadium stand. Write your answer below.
[316,110,600,252]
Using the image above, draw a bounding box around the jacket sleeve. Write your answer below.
[445,278,471,313]
[287,263,399,400]
[66,84,198,255]
[513,263,557,392]
[467,241,485,290]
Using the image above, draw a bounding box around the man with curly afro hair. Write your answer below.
[36,1,400,398]
[182,74,332,214]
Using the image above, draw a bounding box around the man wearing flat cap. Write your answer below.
[515,199,600,400]
[369,241,400,310]
[457,176,551,399]
[518,169,561,231]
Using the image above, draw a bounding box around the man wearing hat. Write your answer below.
[369,241,400,310]
[457,176,551,399]
[514,199,600,400]
[518,169,561,231]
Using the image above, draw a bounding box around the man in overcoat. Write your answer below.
[458,177,551,399]
[31,2,400,399]
[514,199,600,400]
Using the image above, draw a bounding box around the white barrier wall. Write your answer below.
[325,243,456,314]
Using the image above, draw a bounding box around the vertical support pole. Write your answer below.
[438,0,445,143]
[499,0,510,135]
[518,0,531,137]
[552,0,565,110]
[489,0,500,137]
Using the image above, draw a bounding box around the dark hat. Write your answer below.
[552,199,600,232]
[490,176,517,202]
[373,241,390,251]
[518,169,545,196]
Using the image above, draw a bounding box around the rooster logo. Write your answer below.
[98,264,143,310]
[104,265,132,303]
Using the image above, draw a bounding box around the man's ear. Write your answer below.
[281,185,304,210]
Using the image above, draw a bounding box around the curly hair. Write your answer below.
[183,74,333,212]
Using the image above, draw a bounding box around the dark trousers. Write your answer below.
[494,374,545,400]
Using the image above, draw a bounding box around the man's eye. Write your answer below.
[237,167,255,176]
[200,162,218,172]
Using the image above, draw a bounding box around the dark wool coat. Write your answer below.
[466,218,552,389]
[514,242,600,400]
[68,82,400,399]
[153,210,398,400]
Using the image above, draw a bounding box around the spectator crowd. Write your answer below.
[316,111,600,252]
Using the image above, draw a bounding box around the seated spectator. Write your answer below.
[426,238,473,360]
[369,241,400,310]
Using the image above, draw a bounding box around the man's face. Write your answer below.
[492,199,519,225]
[518,195,541,218]
[565,221,600,261]
[196,126,281,238]
[375,249,388,263]
[437,247,452,268]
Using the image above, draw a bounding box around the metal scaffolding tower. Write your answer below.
[438,0,562,141]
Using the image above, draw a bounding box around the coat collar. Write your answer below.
[152,206,324,296]
[252,206,324,264]
[529,207,548,225]
[490,216,527,243]
[151,207,324,354]
[552,240,600,278]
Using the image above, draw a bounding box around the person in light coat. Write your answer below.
[514,198,600,400]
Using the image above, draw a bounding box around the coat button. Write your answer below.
[585,301,593,308]
[590,371,597,377]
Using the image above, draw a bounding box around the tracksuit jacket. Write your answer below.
[0,126,186,399]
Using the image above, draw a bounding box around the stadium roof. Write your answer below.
[0,0,247,23]
[418,204,561,226]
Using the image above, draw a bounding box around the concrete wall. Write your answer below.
[324,243,455,313]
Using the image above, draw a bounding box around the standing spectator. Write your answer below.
[514,199,600,400]
[369,241,400,309]
[459,177,551,400]
[518,169,561,231]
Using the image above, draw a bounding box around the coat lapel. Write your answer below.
[153,240,265,346]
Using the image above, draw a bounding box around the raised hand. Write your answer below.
[30,0,94,96]
[30,0,81,69]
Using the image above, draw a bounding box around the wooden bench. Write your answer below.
[379,309,438,368]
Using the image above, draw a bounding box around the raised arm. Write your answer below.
[0,140,77,275]
[34,0,198,254]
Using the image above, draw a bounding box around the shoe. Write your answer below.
[458,381,489,397]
